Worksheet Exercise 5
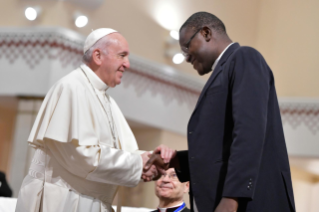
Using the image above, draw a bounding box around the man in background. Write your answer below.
[152,168,190,212]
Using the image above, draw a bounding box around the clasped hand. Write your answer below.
[141,145,176,182]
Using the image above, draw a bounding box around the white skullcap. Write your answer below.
[83,28,117,54]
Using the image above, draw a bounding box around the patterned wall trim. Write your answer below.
[1,28,318,133]
[280,99,319,134]
[0,27,84,69]
[0,27,204,95]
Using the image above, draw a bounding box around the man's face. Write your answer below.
[155,168,189,201]
[179,27,216,76]
[98,33,130,87]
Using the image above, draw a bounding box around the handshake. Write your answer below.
[140,145,178,182]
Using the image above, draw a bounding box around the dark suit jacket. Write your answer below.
[0,171,12,197]
[176,43,295,212]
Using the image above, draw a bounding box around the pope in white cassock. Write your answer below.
[15,28,175,212]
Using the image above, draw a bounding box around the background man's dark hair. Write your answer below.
[180,12,226,34]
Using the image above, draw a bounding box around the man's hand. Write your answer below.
[144,153,169,175]
[141,152,159,182]
[144,145,177,172]
[214,197,238,212]
[153,144,177,164]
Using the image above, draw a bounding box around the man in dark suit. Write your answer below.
[151,168,190,212]
[146,12,295,212]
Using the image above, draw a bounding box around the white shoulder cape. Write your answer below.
[28,68,139,152]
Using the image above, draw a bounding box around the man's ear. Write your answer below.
[92,49,102,65]
[184,181,190,193]
[201,26,212,42]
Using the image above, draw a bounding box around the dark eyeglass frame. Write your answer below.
[182,28,202,57]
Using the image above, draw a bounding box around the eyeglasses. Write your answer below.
[182,28,202,57]
[161,172,178,180]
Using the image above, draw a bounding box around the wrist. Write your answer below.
[222,197,238,210]
[169,152,180,169]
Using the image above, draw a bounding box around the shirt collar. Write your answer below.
[80,64,109,91]
[158,202,184,212]
[212,42,235,72]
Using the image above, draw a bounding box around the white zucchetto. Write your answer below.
[83,28,117,54]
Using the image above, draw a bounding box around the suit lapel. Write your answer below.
[193,43,240,112]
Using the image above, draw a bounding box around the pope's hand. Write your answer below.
[141,152,159,182]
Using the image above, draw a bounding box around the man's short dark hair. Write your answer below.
[180,12,226,34]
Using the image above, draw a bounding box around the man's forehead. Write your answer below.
[166,168,176,174]
[179,27,196,42]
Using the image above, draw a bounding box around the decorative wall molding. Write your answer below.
[0,27,318,139]
[280,99,319,135]
[0,27,204,107]
[0,27,204,136]
[0,27,84,69]
[279,98,319,157]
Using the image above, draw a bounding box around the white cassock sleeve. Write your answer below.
[45,139,143,187]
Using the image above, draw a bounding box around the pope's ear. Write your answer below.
[92,49,102,65]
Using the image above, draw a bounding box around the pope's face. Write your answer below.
[155,168,189,201]
[99,33,130,87]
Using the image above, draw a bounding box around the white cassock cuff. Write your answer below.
[86,145,143,187]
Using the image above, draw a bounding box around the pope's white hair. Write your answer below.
[82,35,118,63]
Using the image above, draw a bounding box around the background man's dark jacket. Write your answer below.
[176,43,295,212]
[0,171,13,197]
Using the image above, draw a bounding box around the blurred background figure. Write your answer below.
[0,171,12,197]
[152,168,190,212]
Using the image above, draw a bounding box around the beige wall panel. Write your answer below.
[290,166,318,212]
[133,128,164,151]
[0,97,18,177]
[310,181,319,212]
[160,130,188,151]
[256,0,319,97]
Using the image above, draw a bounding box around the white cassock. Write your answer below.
[16,64,144,212]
